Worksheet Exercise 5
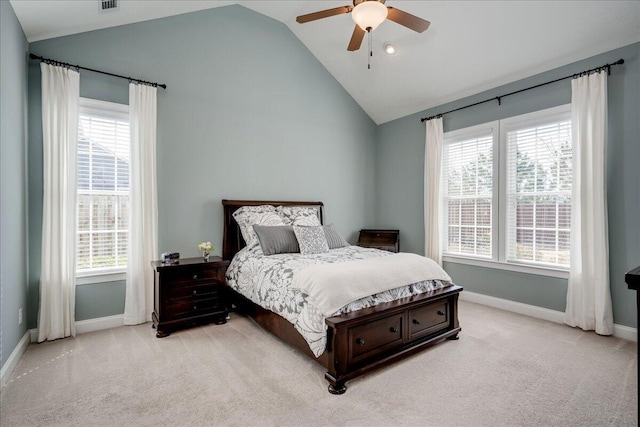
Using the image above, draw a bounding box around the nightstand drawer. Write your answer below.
[166,296,221,320]
[167,281,220,300]
[408,300,449,340]
[164,264,219,281]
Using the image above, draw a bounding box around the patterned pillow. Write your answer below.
[323,224,350,249]
[253,225,300,255]
[276,206,321,226]
[293,225,329,255]
[233,205,284,248]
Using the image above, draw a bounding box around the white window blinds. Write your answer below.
[443,128,494,258]
[441,105,572,274]
[505,115,572,267]
[77,99,130,273]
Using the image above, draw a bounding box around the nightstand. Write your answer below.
[357,229,400,253]
[151,256,229,338]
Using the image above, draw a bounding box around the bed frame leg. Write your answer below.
[328,383,347,395]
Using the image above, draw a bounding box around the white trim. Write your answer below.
[500,104,571,129]
[76,271,125,285]
[443,255,570,279]
[442,120,499,141]
[0,331,30,390]
[79,97,128,116]
[75,314,125,334]
[612,324,639,342]
[29,314,125,343]
[459,290,637,342]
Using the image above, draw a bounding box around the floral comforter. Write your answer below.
[225,245,453,357]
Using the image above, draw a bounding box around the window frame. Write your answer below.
[440,121,500,261]
[442,104,571,279]
[76,97,129,285]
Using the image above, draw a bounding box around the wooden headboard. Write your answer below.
[221,200,324,261]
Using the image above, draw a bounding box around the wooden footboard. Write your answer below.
[323,285,462,394]
[227,284,462,394]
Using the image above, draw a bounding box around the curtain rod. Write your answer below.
[29,53,167,89]
[420,58,624,123]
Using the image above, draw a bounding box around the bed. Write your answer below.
[222,199,462,394]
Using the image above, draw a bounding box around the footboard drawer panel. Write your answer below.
[408,300,449,340]
[325,285,462,393]
[348,313,404,364]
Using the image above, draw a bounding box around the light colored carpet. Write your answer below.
[0,300,636,427]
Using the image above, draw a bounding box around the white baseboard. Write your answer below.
[459,291,637,342]
[0,330,31,390]
[75,314,125,335]
[29,314,124,343]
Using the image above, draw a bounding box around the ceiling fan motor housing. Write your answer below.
[353,0,387,6]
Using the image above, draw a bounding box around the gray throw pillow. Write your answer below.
[323,224,350,249]
[293,225,329,255]
[253,225,300,255]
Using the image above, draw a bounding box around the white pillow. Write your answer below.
[293,225,329,255]
[276,206,321,226]
[233,205,284,248]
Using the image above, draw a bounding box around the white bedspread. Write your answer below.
[291,253,452,316]
[226,245,454,357]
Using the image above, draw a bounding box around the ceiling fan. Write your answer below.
[296,0,430,52]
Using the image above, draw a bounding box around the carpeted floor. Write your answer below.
[0,300,637,427]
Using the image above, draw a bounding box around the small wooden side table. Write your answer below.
[151,256,229,338]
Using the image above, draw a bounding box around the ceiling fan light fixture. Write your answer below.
[352,1,388,31]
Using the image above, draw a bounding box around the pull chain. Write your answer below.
[367,28,372,70]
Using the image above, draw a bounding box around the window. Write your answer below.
[442,123,498,259]
[76,98,130,278]
[442,105,571,275]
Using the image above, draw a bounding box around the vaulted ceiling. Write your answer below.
[10,1,640,124]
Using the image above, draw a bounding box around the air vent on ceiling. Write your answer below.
[100,0,119,12]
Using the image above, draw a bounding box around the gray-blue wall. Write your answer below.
[376,42,639,328]
[0,0,29,371]
[26,6,377,328]
[18,5,639,336]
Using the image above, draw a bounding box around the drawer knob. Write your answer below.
[192,274,199,280]
[389,327,398,334]
[193,305,197,311]
[192,290,198,296]
[437,310,445,316]
[412,319,420,325]
[355,338,365,346]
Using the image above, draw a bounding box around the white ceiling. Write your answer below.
[10,0,640,124]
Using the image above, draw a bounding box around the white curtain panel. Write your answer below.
[124,83,158,325]
[424,117,444,265]
[38,63,80,342]
[564,71,613,335]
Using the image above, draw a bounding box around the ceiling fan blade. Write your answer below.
[386,7,431,33]
[347,25,366,51]
[296,6,352,24]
